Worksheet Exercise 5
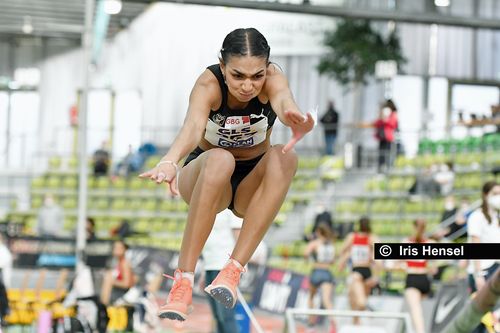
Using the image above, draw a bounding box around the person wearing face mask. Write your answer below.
[467,180,500,293]
[433,162,455,196]
[36,194,64,238]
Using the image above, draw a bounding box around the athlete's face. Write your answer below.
[221,56,268,102]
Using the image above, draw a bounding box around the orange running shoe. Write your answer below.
[204,259,245,308]
[157,270,193,321]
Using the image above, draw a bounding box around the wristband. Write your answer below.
[156,160,179,172]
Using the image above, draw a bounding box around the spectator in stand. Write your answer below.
[384,99,403,156]
[408,164,441,198]
[467,181,500,293]
[36,194,64,238]
[110,219,132,239]
[320,100,339,156]
[358,104,398,172]
[433,161,455,196]
[86,217,97,241]
[114,145,135,178]
[93,141,110,177]
[304,203,334,241]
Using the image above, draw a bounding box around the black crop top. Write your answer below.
[204,64,277,148]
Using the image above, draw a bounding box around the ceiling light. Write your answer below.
[434,0,450,7]
[22,16,33,34]
[103,0,122,15]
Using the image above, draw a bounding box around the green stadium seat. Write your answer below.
[139,218,153,233]
[145,157,160,170]
[111,198,128,211]
[31,177,45,188]
[31,196,43,209]
[67,157,78,169]
[62,176,78,189]
[129,199,144,211]
[112,177,128,190]
[48,156,62,170]
[280,201,294,213]
[128,178,144,190]
[143,199,157,211]
[61,197,77,210]
[96,177,111,189]
[45,176,61,188]
[63,217,77,231]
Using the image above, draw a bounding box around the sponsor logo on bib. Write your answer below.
[225,116,250,129]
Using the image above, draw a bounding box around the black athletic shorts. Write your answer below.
[352,266,372,281]
[405,274,431,295]
[184,146,264,210]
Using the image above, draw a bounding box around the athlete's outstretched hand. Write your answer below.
[282,110,315,154]
[139,161,180,196]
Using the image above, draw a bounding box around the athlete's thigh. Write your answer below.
[320,283,334,301]
[178,152,233,206]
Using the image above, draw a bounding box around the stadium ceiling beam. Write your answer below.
[126,0,500,30]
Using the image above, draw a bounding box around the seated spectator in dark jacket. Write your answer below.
[93,141,110,177]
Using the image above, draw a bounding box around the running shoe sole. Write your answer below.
[157,306,193,321]
[205,285,236,308]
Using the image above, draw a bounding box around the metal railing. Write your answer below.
[285,308,414,333]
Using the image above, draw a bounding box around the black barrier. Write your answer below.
[251,267,310,314]
[9,236,113,269]
[7,236,307,314]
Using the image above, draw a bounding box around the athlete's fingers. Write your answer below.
[138,170,154,178]
[168,177,180,196]
[284,110,305,124]
[282,136,300,154]
[156,172,166,184]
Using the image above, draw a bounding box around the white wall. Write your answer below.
[36,2,500,160]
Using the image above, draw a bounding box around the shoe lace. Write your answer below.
[222,261,245,284]
[163,271,190,303]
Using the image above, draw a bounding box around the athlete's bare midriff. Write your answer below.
[198,129,272,160]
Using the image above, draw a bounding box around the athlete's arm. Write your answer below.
[139,70,219,194]
[336,233,353,270]
[161,71,219,163]
[304,240,317,260]
[370,235,384,270]
[265,66,314,153]
[338,233,353,256]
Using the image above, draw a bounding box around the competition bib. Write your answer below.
[351,244,370,264]
[205,114,268,148]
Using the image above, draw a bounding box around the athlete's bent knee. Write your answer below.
[203,148,235,175]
